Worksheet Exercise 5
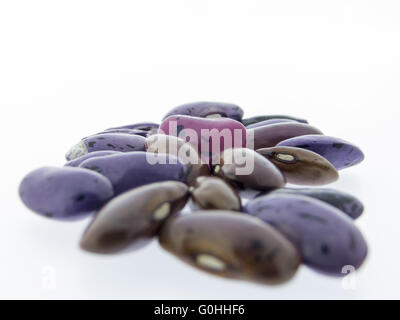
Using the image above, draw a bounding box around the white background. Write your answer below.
[0,1,399,299]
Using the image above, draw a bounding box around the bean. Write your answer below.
[254,187,364,219]
[242,115,308,126]
[214,148,285,190]
[79,151,188,195]
[249,122,323,149]
[244,193,368,275]
[19,166,113,219]
[81,181,189,254]
[64,150,121,167]
[257,146,339,185]
[277,134,364,170]
[159,115,246,164]
[159,211,301,285]
[65,133,146,161]
[146,134,209,184]
[163,101,244,121]
[191,176,241,211]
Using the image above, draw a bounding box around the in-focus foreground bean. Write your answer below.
[159,211,301,285]
[81,181,189,254]
[257,146,339,185]
[245,194,368,275]
[19,166,114,219]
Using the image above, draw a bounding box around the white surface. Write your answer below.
[0,1,399,299]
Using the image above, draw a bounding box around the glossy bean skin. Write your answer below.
[249,122,323,150]
[214,148,285,190]
[19,166,114,220]
[257,146,339,185]
[276,135,364,170]
[163,101,244,121]
[191,176,241,211]
[65,133,146,161]
[97,128,148,137]
[64,150,121,167]
[159,115,246,164]
[80,181,189,254]
[79,151,188,195]
[242,115,308,126]
[106,122,159,131]
[244,194,368,275]
[159,211,301,285]
[255,187,364,219]
[145,134,209,184]
[246,118,296,129]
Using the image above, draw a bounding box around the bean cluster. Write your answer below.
[19,101,367,285]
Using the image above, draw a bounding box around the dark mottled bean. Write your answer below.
[159,211,300,285]
[191,176,241,211]
[79,151,188,195]
[19,166,114,219]
[244,193,368,275]
[80,181,189,254]
[257,146,339,185]
[163,101,244,121]
[214,148,285,190]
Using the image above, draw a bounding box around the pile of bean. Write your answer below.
[19,101,367,285]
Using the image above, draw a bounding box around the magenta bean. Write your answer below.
[159,115,246,164]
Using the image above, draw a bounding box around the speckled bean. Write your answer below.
[163,101,244,121]
[276,135,364,170]
[244,193,368,275]
[19,166,114,219]
[65,133,146,161]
